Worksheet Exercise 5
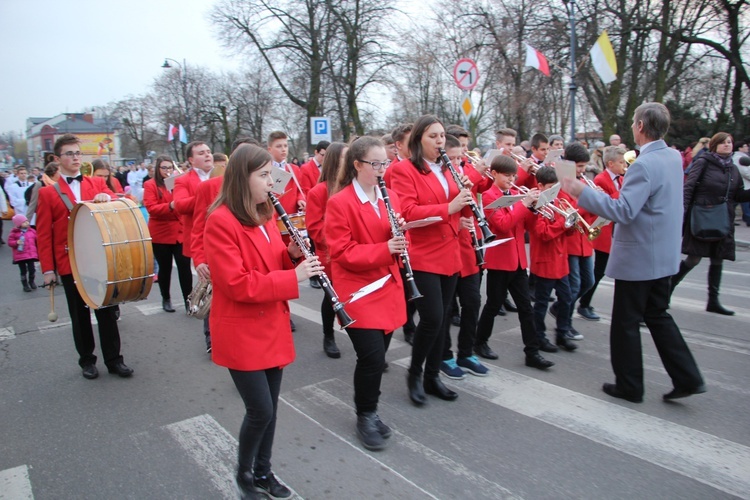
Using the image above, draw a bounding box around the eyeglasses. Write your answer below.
[360,160,391,170]
[159,165,174,170]
[60,151,83,158]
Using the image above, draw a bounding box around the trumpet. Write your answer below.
[537,197,601,240]
[438,148,496,244]
[510,182,530,194]
[580,176,598,190]
[464,151,494,180]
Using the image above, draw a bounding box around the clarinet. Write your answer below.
[377,177,422,301]
[469,227,485,267]
[438,148,496,244]
[269,193,355,329]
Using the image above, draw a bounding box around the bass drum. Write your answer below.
[68,198,154,309]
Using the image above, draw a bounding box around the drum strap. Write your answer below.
[53,183,75,212]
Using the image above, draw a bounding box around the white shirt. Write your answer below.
[6,180,30,212]
[65,176,82,202]
[353,178,382,218]
[259,225,270,243]
[607,170,622,191]
[195,168,212,182]
[426,160,450,198]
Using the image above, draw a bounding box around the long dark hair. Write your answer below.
[319,142,347,195]
[91,159,115,192]
[337,137,383,192]
[153,155,173,189]
[408,114,444,174]
[210,144,274,227]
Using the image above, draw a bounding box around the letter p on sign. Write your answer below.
[310,117,332,143]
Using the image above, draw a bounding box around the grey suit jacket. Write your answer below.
[577,140,683,281]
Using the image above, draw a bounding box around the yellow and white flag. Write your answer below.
[590,31,617,84]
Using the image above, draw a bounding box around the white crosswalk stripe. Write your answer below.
[0,465,34,500]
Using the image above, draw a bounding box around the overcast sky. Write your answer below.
[0,0,242,133]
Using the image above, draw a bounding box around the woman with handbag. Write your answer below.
[670,132,750,315]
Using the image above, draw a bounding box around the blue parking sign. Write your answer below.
[310,117,332,143]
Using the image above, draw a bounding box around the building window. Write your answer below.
[45,139,52,151]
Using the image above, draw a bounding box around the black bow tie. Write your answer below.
[67,175,83,184]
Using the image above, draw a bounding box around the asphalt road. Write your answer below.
[1,225,749,499]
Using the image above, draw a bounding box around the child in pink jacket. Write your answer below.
[8,214,39,292]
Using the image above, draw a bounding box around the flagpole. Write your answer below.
[563,0,577,144]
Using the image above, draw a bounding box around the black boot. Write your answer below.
[21,277,31,292]
[406,372,426,405]
[356,411,387,451]
[706,264,734,315]
[323,334,340,358]
[669,260,691,296]
[28,270,37,289]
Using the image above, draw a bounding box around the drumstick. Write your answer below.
[48,282,58,322]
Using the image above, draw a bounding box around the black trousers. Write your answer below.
[610,277,704,397]
[60,274,123,368]
[346,328,392,414]
[321,291,335,336]
[229,367,283,477]
[443,271,481,360]
[409,271,458,378]
[152,242,193,302]
[17,260,35,278]
[400,267,417,334]
[476,268,540,355]
[579,250,608,308]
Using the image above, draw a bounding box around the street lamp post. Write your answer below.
[161,58,189,158]
[563,0,577,144]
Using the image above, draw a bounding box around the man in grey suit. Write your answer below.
[561,102,705,403]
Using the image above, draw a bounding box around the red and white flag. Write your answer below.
[167,123,178,142]
[525,44,550,77]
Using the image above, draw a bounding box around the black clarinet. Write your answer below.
[269,193,355,329]
[438,148,496,244]
[469,227,485,267]
[377,177,422,301]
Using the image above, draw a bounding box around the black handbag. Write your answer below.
[689,163,732,241]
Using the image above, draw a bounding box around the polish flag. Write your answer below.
[167,123,178,142]
[525,44,550,77]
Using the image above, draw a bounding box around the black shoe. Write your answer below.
[496,306,507,316]
[555,334,578,351]
[525,353,555,370]
[29,279,37,290]
[406,373,426,406]
[162,299,175,312]
[323,335,341,358]
[22,278,31,292]
[504,298,518,312]
[474,342,499,360]
[82,364,99,380]
[290,319,296,332]
[206,335,212,354]
[310,278,321,289]
[706,300,734,316]
[423,377,458,401]
[383,361,389,373]
[451,314,461,327]
[107,362,134,378]
[663,385,706,401]
[236,471,265,500]
[356,411,387,451]
[538,338,559,353]
[403,330,414,345]
[253,471,292,499]
[602,382,642,403]
[374,414,392,439]
[114,305,121,321]
[577,306,600,321]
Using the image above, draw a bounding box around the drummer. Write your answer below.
[36,133,134,380]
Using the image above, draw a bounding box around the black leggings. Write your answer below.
[321,285,335,336]
[409,271,458,378]
[152,242,193,302]
[346,328,392,414]
[17,260,35,278]
[229,367,283,477]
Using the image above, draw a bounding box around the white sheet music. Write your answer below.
[349,275,391,304]
[545,149,564,166]
[402,216,442,231]
[485,195,525,210]
[477,237,514,250]
[270,168,293,196]
[164,171,187,192]
[536,182,561,206]
[552,160,577,183]
[592,216,612,228]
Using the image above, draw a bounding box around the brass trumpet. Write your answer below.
[464,151,494,180]
[540,198,601,240]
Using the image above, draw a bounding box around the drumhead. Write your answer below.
[72,204,109,306]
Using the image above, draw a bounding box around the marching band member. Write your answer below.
[205,144,322,499]
[267,131,305,215]
[305,142,348,358]
[298,140,330,195]
[37,134,133,379]
[528,167,578,353]
[92,159,125,195]
[516,133,549,190]
[143,155,192,313]
[390,115,473,405]
[325,136,406,450]
[474,155,554,369]
[438,134,489,379]
[578,146,627,321]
